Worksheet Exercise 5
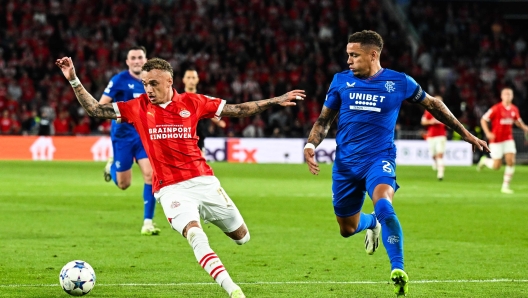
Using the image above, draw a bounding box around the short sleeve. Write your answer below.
[404,74,426,103]
[323,74,341,110]
[189,93,225,119]
[103,76,119,99]
[114,99,139,124]
[482,107,494,121]
[514,106,520,121]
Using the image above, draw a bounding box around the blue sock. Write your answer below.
[374,198,404,271]
[110,163,118,186]
[354,212,378,234]
[143,184,155,220]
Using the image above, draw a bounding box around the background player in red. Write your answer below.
[182,68,226,157]
[478,87,528,194]
[56,56,305,298]
[421,95,447,180]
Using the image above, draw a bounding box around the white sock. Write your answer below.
[484,158,494,169]
[143,219,153,226]
[502,166,515,189]
[187,227,240,295]
[437,158,445,178]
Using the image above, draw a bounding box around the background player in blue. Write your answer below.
[303,30,489,296]
[100,46,160,236]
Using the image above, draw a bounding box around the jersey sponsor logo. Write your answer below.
[179,110,191,118]
[349,105,381,112]
[346,82,356,88]
[128,84,134,89]
[385,81,395,93]
[500,118,514,125]
[149,125,192,140]
[349,93,385,102]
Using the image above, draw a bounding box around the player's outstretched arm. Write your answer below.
[419,93,489,152]
[55,57,117,119]
[220,90,305,118]
[304,106,339,175]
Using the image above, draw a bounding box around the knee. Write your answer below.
[233,231,250,245]
[143,172,153,184]
[339,226,357,238]
[117,181,131,190]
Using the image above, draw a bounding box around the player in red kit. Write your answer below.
[421,95,447,180]
[56,56,305,298]
[478,87,528,194]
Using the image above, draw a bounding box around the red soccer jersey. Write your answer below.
[114,89,225,192]
[422,110,446,138]
[482,103,520,143]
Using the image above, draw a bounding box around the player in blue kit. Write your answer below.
[303,31,489,296]
[100,46,160,236]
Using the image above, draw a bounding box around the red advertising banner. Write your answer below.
[0,136,112,161]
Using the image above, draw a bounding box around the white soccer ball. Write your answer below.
[59,260,96,296]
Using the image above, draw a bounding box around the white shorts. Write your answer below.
[427,136,446,157]
[489,140,516,160]
[154,176,245,235]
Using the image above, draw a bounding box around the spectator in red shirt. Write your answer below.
[53,110,72,135]
[0,110,12,134]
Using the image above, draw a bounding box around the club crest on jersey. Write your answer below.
[179,110,191,118]
[385,81,395,93]
[171,201,180,208]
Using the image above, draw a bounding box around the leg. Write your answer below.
[436,137,446,180]
[501,152,516,194]
[371,184,408,296]
[137,157,159,235]
[157,186,244,298]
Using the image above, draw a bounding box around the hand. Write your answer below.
[485,132,495,141]
[55,57,77,81]
[464,134,490,153]
[304,148,320,175]
[278,90,306,107]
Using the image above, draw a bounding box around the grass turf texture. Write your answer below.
[0,161,527,297]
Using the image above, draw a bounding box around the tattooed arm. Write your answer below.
[419,93,489,152]
[304,106,339,175]
[55,57,117,119]
[220,90,305,118]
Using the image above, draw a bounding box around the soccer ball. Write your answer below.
[59,260,96,296]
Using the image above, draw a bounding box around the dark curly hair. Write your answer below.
[141,58,174,78]
[348,30,384,53]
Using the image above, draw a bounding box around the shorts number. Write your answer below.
[217,188,232,207]
[381,160,392,173]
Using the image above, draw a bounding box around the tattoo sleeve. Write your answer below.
[307,107,339,147]
[72,84,117,119]
[220,94,287,117]
[419,95,468,137]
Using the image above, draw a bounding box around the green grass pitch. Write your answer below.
[0,161,527,297]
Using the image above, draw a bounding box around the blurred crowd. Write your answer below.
[0,0,526,139]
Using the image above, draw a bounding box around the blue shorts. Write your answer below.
[332,156,399,218]
[112,137,148,172]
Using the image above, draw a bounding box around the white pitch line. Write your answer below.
[1,279,527,288]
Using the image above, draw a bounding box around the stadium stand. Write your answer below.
[0,0,526,145]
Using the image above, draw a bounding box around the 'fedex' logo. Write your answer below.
[227,139,257,163]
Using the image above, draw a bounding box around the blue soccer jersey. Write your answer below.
[324,69,426,163]
[103,70,145,140]
[324,69,426,217]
